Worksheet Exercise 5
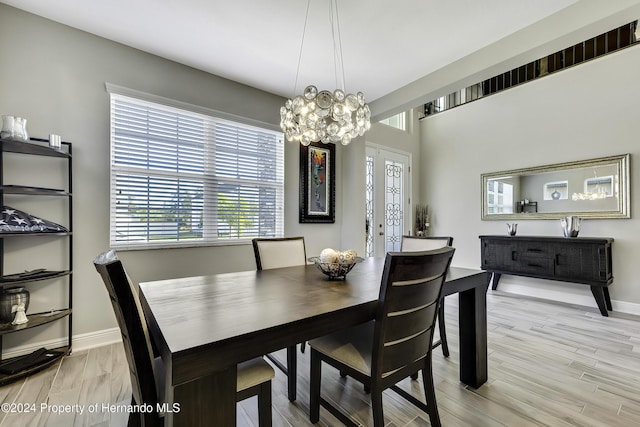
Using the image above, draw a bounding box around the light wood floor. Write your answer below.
[1,291,640,426]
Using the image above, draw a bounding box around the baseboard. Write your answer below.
[610,300,640,316]
[495,278,640,316]
[1,327,121,359]
[72,327,122,352]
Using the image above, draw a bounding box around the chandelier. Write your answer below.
[571,188,608,201]
[571,173,611,201]
[280,0,371,146]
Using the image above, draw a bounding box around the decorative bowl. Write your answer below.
[308,256,364,279]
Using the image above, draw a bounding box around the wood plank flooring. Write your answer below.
[1,291,640,426]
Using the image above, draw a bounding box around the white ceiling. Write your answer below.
[3,0,640,118]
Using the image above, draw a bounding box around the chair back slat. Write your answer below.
[381,328,432,377]
[401,236,453,252]
[383,302,437,345]
[373,247,455,380]
[93,250,159,411]
[385,274,443,314]
[252,237,307,270]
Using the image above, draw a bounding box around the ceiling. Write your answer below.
[2,0,640,118]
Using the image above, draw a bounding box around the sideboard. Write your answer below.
[479,235,614,316]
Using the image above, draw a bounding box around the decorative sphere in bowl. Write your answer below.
[338,249,357,264]
[308,255,364,279]
[319,248,340,263]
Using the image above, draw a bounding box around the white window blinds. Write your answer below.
[109,93,284,249]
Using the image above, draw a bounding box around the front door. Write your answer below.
[365,145,411,257]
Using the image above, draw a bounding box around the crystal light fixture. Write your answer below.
[280,0,371,146]
[571,188,608,201]
[571,173,611,200]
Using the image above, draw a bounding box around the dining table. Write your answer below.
[139,257,488,426]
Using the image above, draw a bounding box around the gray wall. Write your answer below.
[422,43,640,312]
[0,5,362,351]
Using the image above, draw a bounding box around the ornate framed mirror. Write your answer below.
[481,154,630,220]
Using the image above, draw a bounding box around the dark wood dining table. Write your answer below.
[139,257,488,426]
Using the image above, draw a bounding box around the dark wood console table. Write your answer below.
[480,235,613,316]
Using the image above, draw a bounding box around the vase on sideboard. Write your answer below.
[560,216,582,237]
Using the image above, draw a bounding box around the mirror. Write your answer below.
[481,154,630,220]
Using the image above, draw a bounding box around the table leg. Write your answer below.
[490,272,501,290]
[590,286,610,317]
[458,280,488,388]
[603,287,612,311]
[166,365,237,426]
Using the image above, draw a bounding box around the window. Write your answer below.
[486,180,513,214]
[109,92,284,249]
[379,112,406,131]
[543,181,568,200]
[422,21,638,117]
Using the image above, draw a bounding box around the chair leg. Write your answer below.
[127,401,141,426]
[286,345,297,401]
[438,299,449,357]
[370,386,385,427]
[421,357,442,427]
[309,349,321,423]
[127,397,142,427]
[257,381,273,427]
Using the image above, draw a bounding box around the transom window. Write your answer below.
[379,112,406,131]
[109,92,284,249]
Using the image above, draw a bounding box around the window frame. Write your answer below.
[107,84,285,250]
[379,112,406,131]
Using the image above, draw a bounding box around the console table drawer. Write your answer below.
[517,243,553,258]
[515,257,555,276]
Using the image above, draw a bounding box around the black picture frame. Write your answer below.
[299,141,335,223]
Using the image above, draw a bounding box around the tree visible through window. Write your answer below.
[109,93,284,249]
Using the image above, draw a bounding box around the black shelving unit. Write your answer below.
[0,137,72,385]
[517,201,538,213]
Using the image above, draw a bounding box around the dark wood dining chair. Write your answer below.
[252,236,306,402]
[401,235,454,358]
[309,247,455,427]
[93,250,275,427]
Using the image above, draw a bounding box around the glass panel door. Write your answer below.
[365,146,410,257]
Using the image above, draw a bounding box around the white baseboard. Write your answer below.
[610,300,640,316]
[495,277,640,316]
[72,327,122,352]
[2,327,122,359]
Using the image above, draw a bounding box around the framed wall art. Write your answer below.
[299,141,335,223]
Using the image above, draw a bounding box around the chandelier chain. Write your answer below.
[279,0,371,146]
[330,0,346,92]
[293,0,312,96]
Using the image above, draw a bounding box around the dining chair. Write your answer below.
[93,250,275,427]
[401,235,454,358]
[252,236,306,402]
[308,247,455,427]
